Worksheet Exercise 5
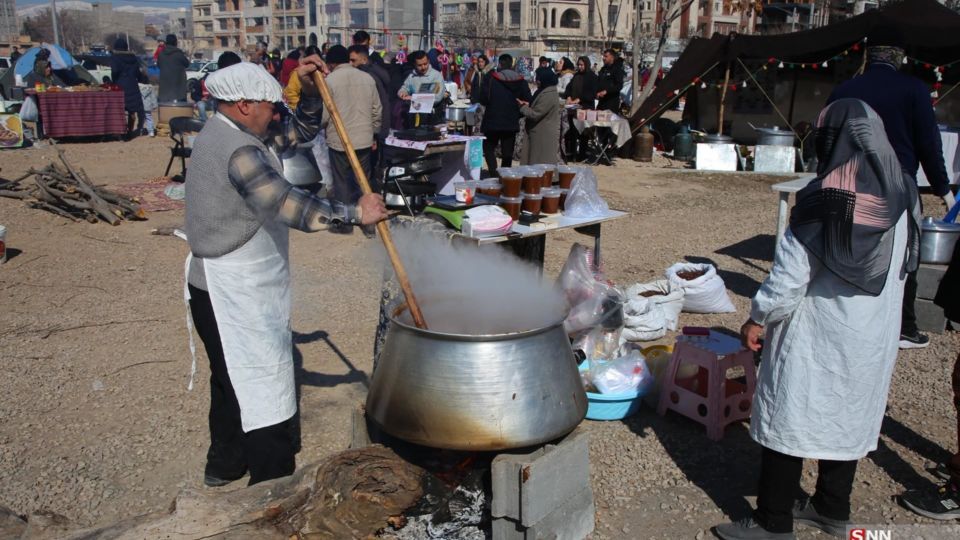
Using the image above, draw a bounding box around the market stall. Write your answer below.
[27,88,126,139]
[384,133,484,195]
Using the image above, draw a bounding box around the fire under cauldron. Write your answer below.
[366,308,588,451]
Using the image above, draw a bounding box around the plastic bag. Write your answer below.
[626,280,684,331]
[563,167,609,218]
[666,263,736,314]
[559,243,621,335]
[590,352,653,395]
[19,97,38,122]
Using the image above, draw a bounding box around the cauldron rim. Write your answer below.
[389,304,567,342]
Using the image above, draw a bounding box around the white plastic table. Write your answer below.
[771,174,816,245]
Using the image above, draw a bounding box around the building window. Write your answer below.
[497,4,503,25]
[442,5,458,14]
[551,8,556,28]
[559,9,580,29]
[509,2,520,26]
[350,8,368,28]
[309,0,317,26]
[542,8,547,28]
[607,5,619,30]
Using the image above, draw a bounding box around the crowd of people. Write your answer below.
[8,25,960,537]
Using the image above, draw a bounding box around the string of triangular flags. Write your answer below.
[661,39,960,98]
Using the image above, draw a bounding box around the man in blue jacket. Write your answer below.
[830,25,957,350]
[477,54,532,175]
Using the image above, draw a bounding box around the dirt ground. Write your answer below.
[1,138,959,539]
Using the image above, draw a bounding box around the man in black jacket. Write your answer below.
[157,34,189,102]
[829,26,957,349]
[477,54,532,174]
[596,49,624,113]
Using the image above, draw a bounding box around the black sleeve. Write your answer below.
[914,83,951,197]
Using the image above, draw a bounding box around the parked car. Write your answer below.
[81,59,113,84]
[185,60,218,95]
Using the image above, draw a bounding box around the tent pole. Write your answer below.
[787,68,799,127]
[717,61,731,135]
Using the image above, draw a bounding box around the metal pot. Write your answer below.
[446,106,468,122]
[703,133,733,144]
[920,217,960,264]
[280,142,322,186]
[754,126,795,147]
[366,311,587,450]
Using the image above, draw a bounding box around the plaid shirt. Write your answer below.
[224,98,360,229]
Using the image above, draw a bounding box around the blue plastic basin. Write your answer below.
[579,362,646,421]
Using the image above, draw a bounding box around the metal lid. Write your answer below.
[754,126,793,136]
[922,216,960,232]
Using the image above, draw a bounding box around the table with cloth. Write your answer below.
[572,113,632,164]
[27,89,127,139]
[917,129,960,188]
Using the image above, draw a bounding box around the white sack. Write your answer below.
[666,262,736,314]
[620,294,667,342]
[626,280,684,331]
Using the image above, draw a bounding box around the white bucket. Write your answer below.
[0,224,6,264]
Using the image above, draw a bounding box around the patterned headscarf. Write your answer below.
[866,46,905,68]
[790,99,920,296]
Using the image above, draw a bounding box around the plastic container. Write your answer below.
[540,164,557,188]
[558,165,578,189]
[477,180,502,197]
[559,188,569,210]
[522,193,542,215]
[454,181,478,203]
[499,167,523,197]
[500,195,522,220]
[0,224,6,264]
[520,167,542,194]
[579,361,646,421]
[541,187,560,214]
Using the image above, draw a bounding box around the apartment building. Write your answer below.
[436,1,754,57]
[0,0,17,44]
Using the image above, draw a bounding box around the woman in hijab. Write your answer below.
[518,67,561,165]
[23,58,65,89]
[714,98,921,540]
[110,38,148,139]
[556,57,576,96]
[563,56,597,107]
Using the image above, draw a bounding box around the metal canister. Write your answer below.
[633,125,655,162]
[673,125,694,161]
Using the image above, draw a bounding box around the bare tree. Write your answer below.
[104,33,146,55]
[22,9,99,52]
[631,0,694,115]
[440,10,519,51]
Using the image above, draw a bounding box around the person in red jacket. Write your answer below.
[153,42,165,62]
[280,49,301,86]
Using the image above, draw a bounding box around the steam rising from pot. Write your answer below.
[383,228,568,335]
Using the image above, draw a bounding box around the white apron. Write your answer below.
[186,219,296,433]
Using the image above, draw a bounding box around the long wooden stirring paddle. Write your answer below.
[311,70,428,329]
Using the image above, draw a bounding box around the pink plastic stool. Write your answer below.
[656,331,757,441]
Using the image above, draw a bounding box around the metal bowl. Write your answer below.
[280,143,322,186]
[920,217,960,264]
[446,106,468,122]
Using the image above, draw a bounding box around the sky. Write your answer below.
[16,0,192,9]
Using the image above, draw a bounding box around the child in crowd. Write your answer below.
[139,82,157,137]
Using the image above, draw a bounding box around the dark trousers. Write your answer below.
[125,104,145,137]
[948,352,960,484]
[329,147,374,205]
[188,284,297,486]
[483,130,517,174]
[754,446,857,533]
[901,270,919,336]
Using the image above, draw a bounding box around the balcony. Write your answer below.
[275,23,307,31]
[275,1,306,12]
[246,25,265,33]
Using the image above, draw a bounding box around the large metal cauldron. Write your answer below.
[366,313,587,450]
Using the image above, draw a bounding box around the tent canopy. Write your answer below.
[13,43,78,78]
[633,0,960,127]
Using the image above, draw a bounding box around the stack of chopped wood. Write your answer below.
[0,148,145,225]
